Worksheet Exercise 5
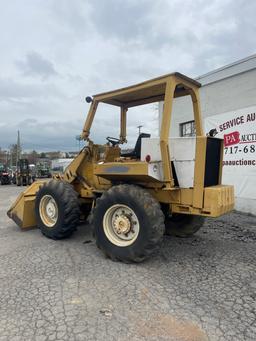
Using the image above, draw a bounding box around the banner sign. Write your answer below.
[205,105,256,200]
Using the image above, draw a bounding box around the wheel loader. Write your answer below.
[7,73,234,263]
[16,159,33,186]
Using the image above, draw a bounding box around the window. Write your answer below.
[180,120,196,137]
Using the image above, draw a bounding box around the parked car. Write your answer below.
[0,165,11,185]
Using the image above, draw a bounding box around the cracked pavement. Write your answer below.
[0,186,255,341]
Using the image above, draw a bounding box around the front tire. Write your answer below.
[93,185,165,263]
[35,180,80,239]
[165,214,205,237]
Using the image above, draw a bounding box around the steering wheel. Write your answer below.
[106,136,121,146]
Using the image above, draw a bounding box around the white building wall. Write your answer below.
[160,56,256,215]
[170,68,256,136]
[51,158,74,172]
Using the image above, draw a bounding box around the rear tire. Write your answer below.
[93,184,165,263]
[35,180,80,239]
[165,214,205,237]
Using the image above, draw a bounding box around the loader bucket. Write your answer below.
[7,180,45,229]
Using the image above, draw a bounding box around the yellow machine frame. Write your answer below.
[8,73,234,229]
[79,72,233,214]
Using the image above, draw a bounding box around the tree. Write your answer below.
[0,148,7,165]
[9,144,20,167]
[40,152,46,158]
[28,150,38,164]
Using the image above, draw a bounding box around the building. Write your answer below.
[51,158,74,174]
[45,151,67,159]
[160,54,256,214]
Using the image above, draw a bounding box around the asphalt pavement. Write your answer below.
[0,185,255,341]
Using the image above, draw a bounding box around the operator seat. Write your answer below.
[121,133,151,159]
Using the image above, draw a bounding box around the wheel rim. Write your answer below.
[39,195,58,227]
[103,204,140,247]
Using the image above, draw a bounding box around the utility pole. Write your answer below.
[75,135,82,152]
[17,130,21,166]
[10,151,12,168]
[137,125,143,135]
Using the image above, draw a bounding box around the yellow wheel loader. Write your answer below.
[7,73,234,263]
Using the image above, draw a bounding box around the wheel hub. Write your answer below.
[113,215,131,234]
[103,204,140,247]
[46,201,56,219]
[39,195,58,228]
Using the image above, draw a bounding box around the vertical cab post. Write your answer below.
[189,88,205,208]
[81,100,98,140]
[160,79,176,189]
[120,107,127,143]
[190,88,204,137]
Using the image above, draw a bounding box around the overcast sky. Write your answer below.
[0,0,255,151]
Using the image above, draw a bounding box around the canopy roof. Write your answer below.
[93,72,201,108]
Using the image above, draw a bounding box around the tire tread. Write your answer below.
[36,180,80,239]
[93,184,165,263]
